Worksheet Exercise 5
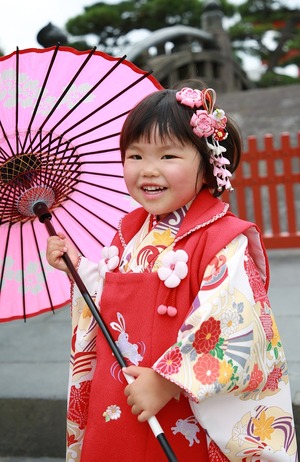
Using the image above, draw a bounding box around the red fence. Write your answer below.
[222,132,300,249]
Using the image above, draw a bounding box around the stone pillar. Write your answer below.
[201,0,236,92]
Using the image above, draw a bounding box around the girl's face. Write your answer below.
[123,131,205,220]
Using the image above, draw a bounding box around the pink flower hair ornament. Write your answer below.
[176,87,233,191]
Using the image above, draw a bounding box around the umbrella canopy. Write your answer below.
[0,45,162,322]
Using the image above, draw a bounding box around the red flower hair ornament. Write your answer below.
[176,87,233,192]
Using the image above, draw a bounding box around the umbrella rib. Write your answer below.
[33,129,81,199]
[31,111,130,157]
[22,45,61,151]
[0,222,11,293]
[0,185,19,226]
[79,161,121,165]
[36,132,120,158]
[74,180,130,199]
[20,222,26,321]
[80,171,123,179]
[0,121,17,158]
[53,69,154,140]
[74,132,120,151]
[46,146,81,192]
[54,165,81,194]
[42,132,78,191]
[30,61,153,151]
[67,110,130,145]
[0,184,11,223]
[65,185,127,213]
[52,208,107,252]
[42,131,61,190]
[50,146,120,159]
[41,55,128,138]
[26,46,98,150]
[67,196,122,232]
[50,213,85,257]
[0,145,10,162]
[15,47,20,156]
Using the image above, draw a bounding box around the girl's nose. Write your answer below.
[141,162,160,177]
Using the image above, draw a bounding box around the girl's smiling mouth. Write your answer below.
[142,185,167,194]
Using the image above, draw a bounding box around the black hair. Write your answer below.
[120,82,242,197]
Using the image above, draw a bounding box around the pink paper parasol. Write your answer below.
[0,45,162,322]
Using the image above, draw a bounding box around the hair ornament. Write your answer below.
[175,87,203,108]
[176,86,233,192]
[207,141,233,192]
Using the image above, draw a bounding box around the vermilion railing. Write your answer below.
[222,132,300,249]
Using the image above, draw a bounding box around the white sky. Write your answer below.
[0,0,97,54]
[0,0,297,79]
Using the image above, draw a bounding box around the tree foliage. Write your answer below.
[65,0,300,86]
[66,0,236,53]
[229,0,300,84]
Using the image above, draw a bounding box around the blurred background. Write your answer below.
[0,0,299,459]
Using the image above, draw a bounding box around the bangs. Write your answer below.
[120,90,193,156]
[132,114,187,145]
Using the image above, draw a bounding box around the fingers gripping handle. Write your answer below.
[123,372,178,461]
[123,372,163,436]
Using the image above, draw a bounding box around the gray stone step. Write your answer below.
[0,459,64,462]
[0,399,66,459]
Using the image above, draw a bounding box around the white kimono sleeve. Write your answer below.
[66,257,104,461]
[72,256,100,306]
[153,234,297,461]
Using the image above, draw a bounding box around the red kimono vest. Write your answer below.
[80,190,268,461]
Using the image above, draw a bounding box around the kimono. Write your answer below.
[66,188,297,461]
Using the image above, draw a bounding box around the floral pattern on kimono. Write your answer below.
[153,235,297,460]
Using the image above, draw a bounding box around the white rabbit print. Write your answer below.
[171,416,201,447]
[110,312,145,368]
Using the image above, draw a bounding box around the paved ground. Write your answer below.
[0,248,299,458]
[0,459,64,462]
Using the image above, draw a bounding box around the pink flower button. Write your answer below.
[157,250,188,288]
[98,245,119,278]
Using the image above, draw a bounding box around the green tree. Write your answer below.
[229,0,300,86]
[66,0,236,54]
[65,0,300,86]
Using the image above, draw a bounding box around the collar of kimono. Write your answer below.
[174,188,229,244]
[119,203,191,273]
[119,187,229,249]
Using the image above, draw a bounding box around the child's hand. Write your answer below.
[123,366,181,422]
[46,232,79,275]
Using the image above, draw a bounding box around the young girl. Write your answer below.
[47,84,297,461]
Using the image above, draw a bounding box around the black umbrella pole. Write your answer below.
[33,202,178,462]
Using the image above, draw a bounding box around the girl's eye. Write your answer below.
[162,154,177,159]
[126,154,142,160]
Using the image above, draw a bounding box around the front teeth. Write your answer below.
[143,186,164,191]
